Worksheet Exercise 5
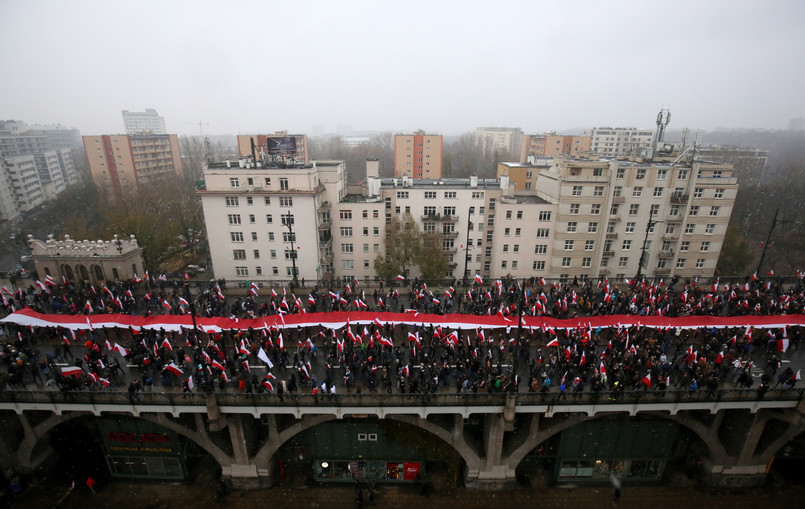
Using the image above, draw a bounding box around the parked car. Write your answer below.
[186,265,206,273]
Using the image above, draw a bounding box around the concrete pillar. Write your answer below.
[466,414,517,489]
[220,414,261,488]
[701,412,770,487]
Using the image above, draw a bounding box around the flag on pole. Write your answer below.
[60,366,82,377]
[258,347,274,368]
[165,363,184,376]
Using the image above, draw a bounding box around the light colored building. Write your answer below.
[497,162,540,191]
[534,155,737,281]
[394,131,442,179]
[199,158,345,287]
[1,154,44,221]
[519,133,591,161]
[585,127,654,157]
[236,132,310,164]
[122,108,167,135]
[473,127,522,156]
[28,233,144,284]
[0,121,80,188]
[83,134,183,201]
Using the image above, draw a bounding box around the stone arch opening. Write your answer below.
[271,415,466,486]
[78,265,89,281]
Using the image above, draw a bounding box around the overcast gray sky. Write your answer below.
[1,0,803,136]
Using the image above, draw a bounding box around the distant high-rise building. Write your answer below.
[236,132,310,165]
[83,134,183,201]
[0,154,44,223]
[787,118,805,131]
[122,108,167,135]
[584,127,654,157]
[394,131,443,179]
[473,127,522,156]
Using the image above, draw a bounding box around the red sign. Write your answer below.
[403,462,421,480]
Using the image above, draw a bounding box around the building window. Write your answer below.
[246,197,253,206]
[622,240,632,250]
[265,178,271,186]
[653,187,663,197]
[472,191,484,199]
[636,169,646,179]
[504,228,511,236]
[564,240,574,250]
[601,257,609,267]
[517,211,523,220]
[231,232,244,242]
[533,261,545,270]
[665,224,675,235]
[650,204,660,216]
[539,211,551,221]
[279,196,293,207]
[625,222,636,233]
[705,223,715,234]
[618,256,628,267]
[251,232,258,241]
[588,222,598,233]
[506,211,512,220]
[268,232,275,241]
[594,186,604,197]
[585,240,594,250]
[567,222,577,233]
[342,260,354,270]
[714,188,724,198]
[226,196,239,206]
[443,206,456,216]
[503,244,509,253]
[363,227,369,236]
[249,214,255,224]
[561,257,571,268]
[230,178,240,188]
[535,244,547,254]
[341,243,353,253]
[253,250,260,259]
[373,227,379,236]
[676,258,686,268]
[670,205,680,216]
[678,169,688,180]
[696,258,705,269]
[228,214,241,225]
[582,257,592,268]
[256,267,262,275]
[513,244,519,253]
[363,244,369,253]
[339,210,352,220]
[270,249,277,259]
[340,227,352,237]
[424,191,436,199]
[616,168,625,179]
[693,188,703,198]
[444,191,456,199]
[266,214,273,224]
[710,206,720,216]
[633,187,643,197]
[593,168,604,176]
[501,261,508,269]
[235,267,248,276]
[569,204,580,214]
[572,185,583,196]
[280,178,288,190]
[264,197,271,205]
[701,241,710,252]
[282,232,296,242]
[685,224,695,234]
[397,191,409,199]
[536,228,550,238]
[657,169,668,179]
[613,186,622,197]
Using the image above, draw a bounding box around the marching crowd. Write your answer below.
[0,272,803,399]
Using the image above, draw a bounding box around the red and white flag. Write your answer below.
[474,274,483,284]
[546,338,559,348]
[165,363,184,376]
[61,366,83,377]
[642,373,652,388]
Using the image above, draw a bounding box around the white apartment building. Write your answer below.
[122,108,167,135]
[585,127,654,157]
[1,154,45,222]
[473,127,522,156]
[201,150,737,285]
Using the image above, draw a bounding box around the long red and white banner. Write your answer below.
[2,308,803,333]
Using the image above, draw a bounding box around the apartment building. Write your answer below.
[83,134,183,201]
[394,131,443,179]
[0,154,45,223]
[585,127,654,157]
[202,149,737,284]
[473,127,522,156]
[519,133,591,162]
[122,108,167,135]
[236,132,310,164]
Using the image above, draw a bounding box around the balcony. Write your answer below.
[612,195,625,203]
[317,201,330,212]
[442,231,459,239]
[658,250,675,258]
[655,267,671,275]
[441,215,458,223]
[665,216,682,223]
[422,214,440,221]
[670,193,689,204]
[605,232,618,239]
[663,233,679,241]
[602,250,615,257]
[609,215,621,222]
[317,220,331,229]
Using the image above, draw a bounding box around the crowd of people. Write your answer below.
[0,272,803,399]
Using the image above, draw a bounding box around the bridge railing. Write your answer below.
[0,388,802,408]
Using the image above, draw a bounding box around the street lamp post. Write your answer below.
[756,207,781,276]
[635,209,663,282]
[283,213,298,294]
[463,207,472,286]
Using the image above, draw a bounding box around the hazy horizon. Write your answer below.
[1,0,803,137]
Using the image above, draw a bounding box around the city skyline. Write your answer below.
[1,1,803,137]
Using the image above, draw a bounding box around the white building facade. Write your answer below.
[585,127,654,157]
[122,108,167,135]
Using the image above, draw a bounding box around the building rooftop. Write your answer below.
[378,177,502,189]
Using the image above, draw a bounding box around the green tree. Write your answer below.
[374,214,421,280]
[716,226,754,276]
[418,232,449,282]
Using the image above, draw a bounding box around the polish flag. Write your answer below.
[61,366,82,377]
[580,352,587,365]
[396,274,405,281]
[373,318,383,328]
[642,373,652,388]
[114,343,129,356]
[162,299,172,310]
[45,275,57,287]
[599,361,607,376]
[474,274,483,284]
[262,380,274,391]
[161,338,173,352]
[379,336,394,348]
[99,377,111,387]
[211,360,226,371]
[546,338,559,348]
[165,363,184,376]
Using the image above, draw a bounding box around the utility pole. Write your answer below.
[283,213,299,294]
[756,208,780,276]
